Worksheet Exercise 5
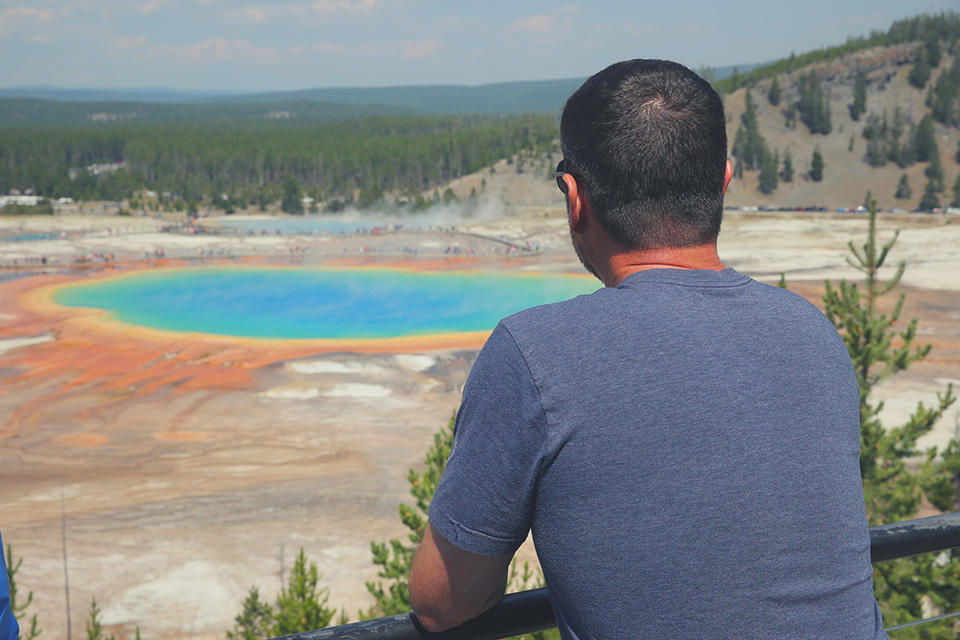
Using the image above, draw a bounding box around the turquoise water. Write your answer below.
[2,232,62,242]
[205,217,410,235]
[53,267,599,340]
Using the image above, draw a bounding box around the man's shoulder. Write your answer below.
[496,268,839,353]
[497,283,608,341]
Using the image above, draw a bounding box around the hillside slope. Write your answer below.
[724,43,960,212]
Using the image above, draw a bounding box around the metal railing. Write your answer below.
[273,512,960,640]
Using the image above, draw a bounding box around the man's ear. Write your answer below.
[723,159,733,194]
[564,174,586,233]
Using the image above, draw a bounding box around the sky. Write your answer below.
[0,0,957,93]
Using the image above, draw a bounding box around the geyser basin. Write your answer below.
[53,267,599,340]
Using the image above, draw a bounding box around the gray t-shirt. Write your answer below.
[430,268,887,639]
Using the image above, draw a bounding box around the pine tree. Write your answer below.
[926,37,943,69]
[767,76,781,106]
[819,200,959,634]
[913,114,938,163]
[271,550,335,637]
[280,176,303,214]
[85,598,115,640]
[796,70,832,134]
[810,146,824,182]
[820,92,833,134]
[227,549,336,639]
[932,51,960,127]
[5,544,41,640]
[780,148,794,183]
[909,46,932,88]
[894,174,912,200]
[919,179,941,210]
[758,147,779,194]
[226,587,273,640]
[924,151,945,193]
[862,110,916,169]
[951,175,960,207]
[731,90,768,178]
[849,70,867,121]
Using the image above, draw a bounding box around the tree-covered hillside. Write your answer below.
[0,114,558,210]
[723,11,960,212]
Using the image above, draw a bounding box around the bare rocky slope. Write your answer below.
[444,42,960,216]
[723,43,960,212]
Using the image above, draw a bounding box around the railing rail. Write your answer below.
[272,512,960,640]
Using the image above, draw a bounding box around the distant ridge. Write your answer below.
[0,86,234,104]
[0,63,760,116]
[204,78,585,115]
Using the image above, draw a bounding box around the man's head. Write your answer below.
[559,59,728,251]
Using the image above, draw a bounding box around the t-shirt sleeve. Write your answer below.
[429,321,547,557]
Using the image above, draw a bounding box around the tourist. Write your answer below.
[408,59,886,638]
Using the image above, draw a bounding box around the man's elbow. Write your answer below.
[411,606,461,634]
[409,588,464,633]
[410,580,507,632]
[408,520,511,632]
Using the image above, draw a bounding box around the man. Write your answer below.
[409,59,886,639]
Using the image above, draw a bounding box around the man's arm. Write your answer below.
[409,521,513,633]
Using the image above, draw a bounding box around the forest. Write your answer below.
[0,113,558,212]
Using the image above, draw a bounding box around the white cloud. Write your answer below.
[312,0,376,14]
[224,2,382,26]
[398,38,441,60]
[244,6,266,23]
[225,4,271,25]
[115,35,282,64]
[0,5,61,39]
[507,8,578,37]
[0,6,57,22]
[25,33,52,44]
[509,14,559,35]
[141,2,161,17]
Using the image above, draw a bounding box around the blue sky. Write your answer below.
[0,0,956,92]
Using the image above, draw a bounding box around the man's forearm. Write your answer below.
[409,521,512,633]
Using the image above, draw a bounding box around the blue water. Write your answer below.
[53,267,599,339]
[2,232,63,242]
[204,217,412,235]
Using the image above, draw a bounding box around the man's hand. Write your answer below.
[409,521,513,633]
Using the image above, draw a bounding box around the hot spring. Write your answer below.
[52,267,599,340]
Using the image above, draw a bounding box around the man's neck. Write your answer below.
[604,242,725,287]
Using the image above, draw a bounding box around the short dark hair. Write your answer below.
[560,59,728,250]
